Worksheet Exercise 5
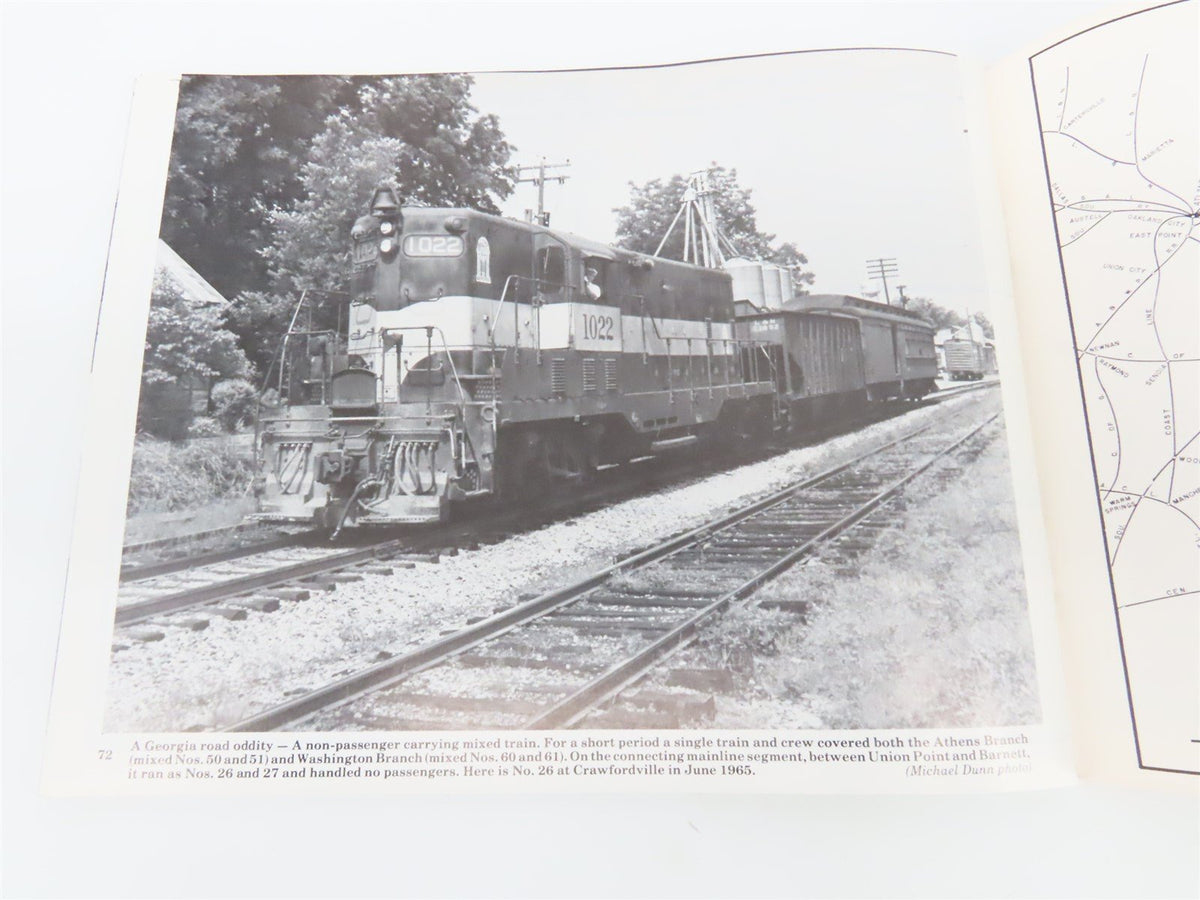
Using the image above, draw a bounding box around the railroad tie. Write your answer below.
[228,596,281,614]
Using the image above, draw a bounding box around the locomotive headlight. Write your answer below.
[380,237,396,254]
[379,220,395,235]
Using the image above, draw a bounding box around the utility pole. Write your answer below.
[866,257,899,305]
[896,284,908,308]
[516,158,571,226]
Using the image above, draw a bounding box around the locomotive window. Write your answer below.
[583,257,608,302]
[537,245,565,292]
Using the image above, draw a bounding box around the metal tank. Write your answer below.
[724,257,766,308]
[761,263,782,309]
[776,266,794,306]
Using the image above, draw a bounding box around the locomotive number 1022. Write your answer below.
[581,313,616,342]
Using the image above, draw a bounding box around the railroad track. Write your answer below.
[119,530,318,583]
[122,521,263,556]
[114,383,998,640]
[226,403,1000,733]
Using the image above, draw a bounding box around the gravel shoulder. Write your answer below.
[668,412,1039,730]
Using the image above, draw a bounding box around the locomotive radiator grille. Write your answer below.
[550,358,566,395]
[582,357,598,394]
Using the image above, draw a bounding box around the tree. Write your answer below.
[769,242,816,293]
[903,297,994,339]
[160,76,352,300]
[211,74,515,374]
[613,165,815,292]
[137,275,251,438]
[261,75,515,298]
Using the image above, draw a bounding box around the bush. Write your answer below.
[188,415,223,438]
[212,378,258,431]
[126,436,256,515]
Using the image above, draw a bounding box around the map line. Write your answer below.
[1055,200,1190,214]
[1134,55,1196,214]
[1078,352,1198,363]
[1043,129,1135,167]
[1121,589,1200,612]
[1081,214,1193,351]
[1061,211,1113,248]
[1095,358,1123,498]
[1103,487,1200,537]
[1111,429,1200,564]
[1057,66,1070,131]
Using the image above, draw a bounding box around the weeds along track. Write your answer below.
[226,402,1001,733]
[114,383,998,643]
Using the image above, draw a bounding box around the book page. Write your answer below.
[990,0,1198,783]
[42,48,1075,796]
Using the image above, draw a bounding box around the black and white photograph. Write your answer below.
[107,52,1040,735]
[9,3,1200,898]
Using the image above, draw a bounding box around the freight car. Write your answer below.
[253,189,938,530]
[733,294,936,432]
[943,337,997,380]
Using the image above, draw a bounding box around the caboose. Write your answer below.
[254,188,778,529]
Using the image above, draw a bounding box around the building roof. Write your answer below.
[155,239,227,307]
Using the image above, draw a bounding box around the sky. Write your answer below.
[468,50,992,314]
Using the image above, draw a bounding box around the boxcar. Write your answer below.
[786,294,937,400]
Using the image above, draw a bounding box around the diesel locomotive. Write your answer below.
[253,187,937,531]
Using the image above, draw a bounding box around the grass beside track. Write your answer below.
[697,422,1040,730]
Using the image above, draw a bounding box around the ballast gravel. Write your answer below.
[104,392,996,731]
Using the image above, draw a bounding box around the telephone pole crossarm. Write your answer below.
[866,257,900,305]
[516,158,571,225]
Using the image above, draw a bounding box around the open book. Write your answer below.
[40,0,1197,795]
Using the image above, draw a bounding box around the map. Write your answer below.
[1031,0,1199,774]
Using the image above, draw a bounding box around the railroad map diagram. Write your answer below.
[1031,0,1199,774]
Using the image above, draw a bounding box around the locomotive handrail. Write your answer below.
[379,324,470,409]
[485,274,522,342]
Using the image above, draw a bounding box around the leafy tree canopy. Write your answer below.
[613,165,815,291]
[141,275,250,387]
[903,296,994,338]
[160,73,516,376]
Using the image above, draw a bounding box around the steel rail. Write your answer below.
[122,522,261,556]
[524,411,1001,729]
[225,415,964,733]
[119,532,317,584]
[114,540,408,627]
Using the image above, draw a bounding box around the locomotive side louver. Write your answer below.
[582,358,597,394]
[551,358,567,395]
[604,358,618,392]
